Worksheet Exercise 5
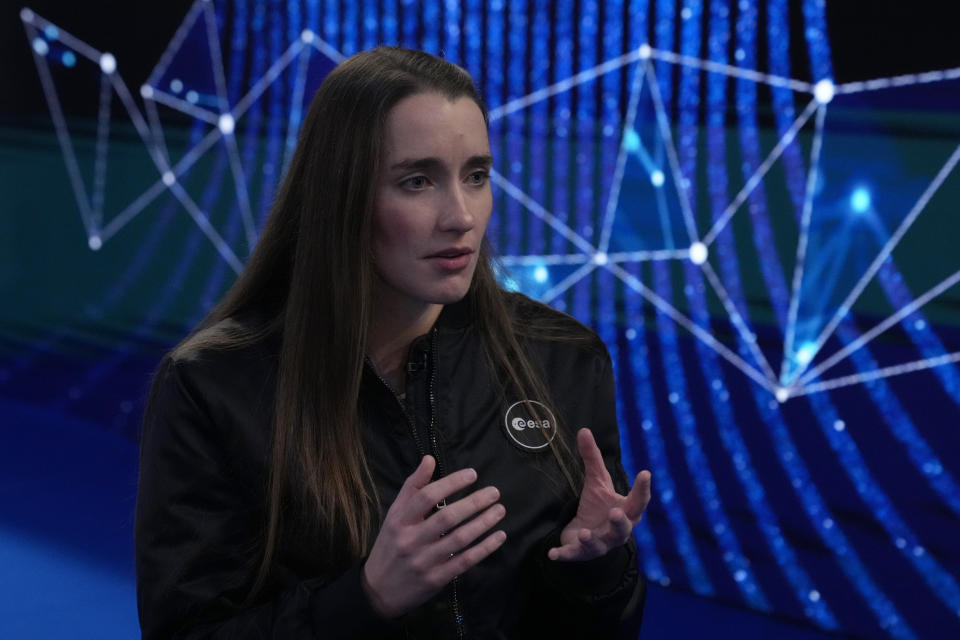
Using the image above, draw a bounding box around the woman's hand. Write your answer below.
[549,428,652,562]
[362,456,507,618]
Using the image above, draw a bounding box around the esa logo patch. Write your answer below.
[503,400,558,451]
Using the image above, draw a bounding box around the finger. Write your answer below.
[392,456,437,508]
[405,456,437,490]
[435,529,507,582]
[547,529,605,562]
[408,467,480,518]
[577,428,612,484]
[602,507,633,545]
[421,485,501,540]
[621,470,652,522]
[432,501,507,561]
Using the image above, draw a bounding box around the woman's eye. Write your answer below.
[467,171,489,186]
[402,176,428,190]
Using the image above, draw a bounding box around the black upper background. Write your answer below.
[1,0,959,121]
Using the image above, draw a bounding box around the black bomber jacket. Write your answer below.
[135,293,646,638]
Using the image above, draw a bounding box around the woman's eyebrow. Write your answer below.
[390,157,443,172]
[464,154,494,169]
[390,154,494,172]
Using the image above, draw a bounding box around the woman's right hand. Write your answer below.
[361,455,507,618]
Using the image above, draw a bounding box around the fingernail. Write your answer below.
[487,486,500,500]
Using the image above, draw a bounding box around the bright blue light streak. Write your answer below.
[804,386,960,623]
[341,0,356,54]
[835,323,960,518]
[572,0,597,324]
[526,0,549,259]
[625,263,711,592]
[503,1,525,263]
[362,0,378,50]
[672,0,770,608]
[422,0,438,53]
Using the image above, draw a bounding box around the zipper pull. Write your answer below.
[406,351,428,373]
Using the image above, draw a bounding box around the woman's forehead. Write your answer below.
[381,93,489,162]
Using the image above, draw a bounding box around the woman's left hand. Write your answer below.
[548,428,652,562]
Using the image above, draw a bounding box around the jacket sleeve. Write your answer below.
[518,347,646,638]
[135,357,394,639]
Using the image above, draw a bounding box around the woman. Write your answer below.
[136,47,651,638]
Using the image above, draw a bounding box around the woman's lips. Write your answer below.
[426,249,473,271]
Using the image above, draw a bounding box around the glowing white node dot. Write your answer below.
[99,53,117,75]
[218,113,235,135]
[795,341,817,366]
[850,186,871,213]
[140,84,154,99]
[681,7,692,20]
[532,266,549,284]
[638,43,652,60]
[833,420,845,432]
[170,78,183,93]
[809,590,821,603]
[162,171,176,186]
[301,29,315,43]
[186,90,199,103]
[32,38,49,56]
[20,8,34,22]
[650,169,665,187]
[775,387,789,403]
[689,242,708,265]
[88,235,102,251]
[813,79,835,104]
[592,252,608,266]
[626,328,637,340]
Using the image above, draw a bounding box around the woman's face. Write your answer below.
[371,91,493,314]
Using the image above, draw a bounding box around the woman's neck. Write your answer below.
[367,299,443,394]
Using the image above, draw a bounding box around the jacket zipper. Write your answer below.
[364,358,426,457]
[427,329,466,640]
[366,334,466,638]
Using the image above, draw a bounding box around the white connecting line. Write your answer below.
[780,104,828,384]
[24,1,960,400]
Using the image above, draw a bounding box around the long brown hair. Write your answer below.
[174,47,583,597]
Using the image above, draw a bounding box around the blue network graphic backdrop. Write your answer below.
[15,1,960,638]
